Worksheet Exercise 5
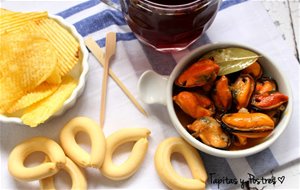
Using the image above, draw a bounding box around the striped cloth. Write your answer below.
[56,0,299,189]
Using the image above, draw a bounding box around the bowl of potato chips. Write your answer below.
[0,9,89,127]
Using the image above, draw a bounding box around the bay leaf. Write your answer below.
[201,47,260,76]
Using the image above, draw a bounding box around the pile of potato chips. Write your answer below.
[0,9,80,127]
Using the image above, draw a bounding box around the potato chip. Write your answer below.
[25,18,80,76]
[0,31,57,113]
[0,10,48,34]
[46,66,62,84]
[0,8,13,16]
[7,82,59,114]
[21,76,77,127]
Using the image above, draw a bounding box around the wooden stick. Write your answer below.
[99,32,116,127]
[84,37,148,118]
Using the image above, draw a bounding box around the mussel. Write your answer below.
[241,61,263,79]
[175,59,220,87]
[187,116,231,149]
[231,74,255,110]
[221,110,274,147]
[212,75,232,112]
[221,112,274,133]
[173,91,215,119]
[251,76,288,113]
[255,77,277,94]
[251,92,288,110]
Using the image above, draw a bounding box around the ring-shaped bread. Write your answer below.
[39,157,87,190]
[101,128,150,180]
[154,137,207,190]
[60,117,106,168]
[8,137,66,181]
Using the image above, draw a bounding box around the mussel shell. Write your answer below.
[188,116,231,149]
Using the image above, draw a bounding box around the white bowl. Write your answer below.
[138,42,292,158]
[0,14,89,126]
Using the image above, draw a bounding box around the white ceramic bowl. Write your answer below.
[138,42,292,158]
[0,14,89,126]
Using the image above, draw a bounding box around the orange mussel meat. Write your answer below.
[212,75,232,112]
[175,59,220,87]
[241,61,263,79]
[173,91,215,119]
[251,92,288,110]
[255,77,277,94]
[221,112,275,132]
[222,111,275,147]
[187,116,231,149]
[231,74,255,110]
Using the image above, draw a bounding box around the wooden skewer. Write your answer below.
[84,36,148,121]
[99,32,116,127]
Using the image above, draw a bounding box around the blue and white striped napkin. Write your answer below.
[1,0,299,189]
[56,0,300,189]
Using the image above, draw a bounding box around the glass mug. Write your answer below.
[120,0,221,52]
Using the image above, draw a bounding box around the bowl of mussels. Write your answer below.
[138,42,292,158]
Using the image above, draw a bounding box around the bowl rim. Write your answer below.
[0,14,89,126]
[166,42,293,158]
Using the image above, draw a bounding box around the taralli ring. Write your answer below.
[40,157,87,190]
[8,137,66,181]
[101,128,151,180]
[155,137,207,190]
[60,117,106,168]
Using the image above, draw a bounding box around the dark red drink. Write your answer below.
[120,0,221,52]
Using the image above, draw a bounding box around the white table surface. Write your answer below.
[1,1,300,189]
[262,0,300,63]
[259,2,300,189]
